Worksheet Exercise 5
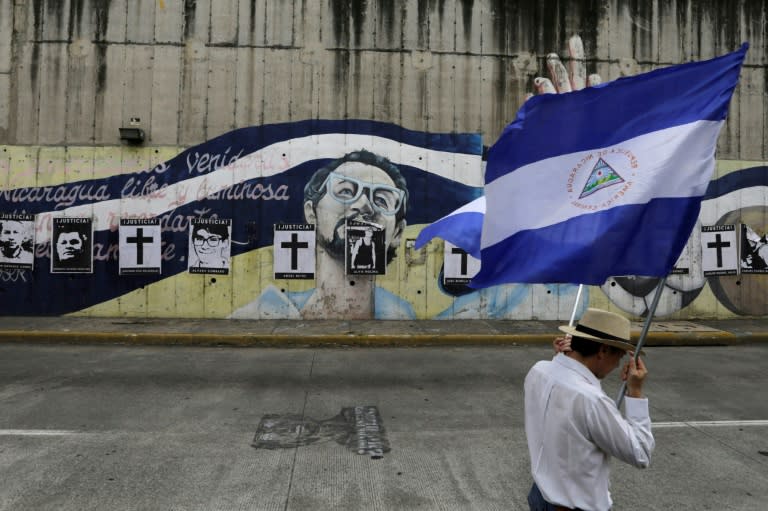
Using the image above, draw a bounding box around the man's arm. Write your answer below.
[586,356,654,468]
[622,354,647,398]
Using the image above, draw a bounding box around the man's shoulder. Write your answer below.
[525,359,553,382]
[527,357,602,396]
[531,359,553,371]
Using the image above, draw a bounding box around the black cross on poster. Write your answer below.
[443,241,481,284]
[273,224,315,279]
[119,218,162,275]
[701,225,738,276]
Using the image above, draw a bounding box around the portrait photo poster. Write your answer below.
[188,218,232,275]
[51,217,93,274]
[345,219,386,276]
[0,212,35,270]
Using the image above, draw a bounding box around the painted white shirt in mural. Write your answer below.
[230,285,416,320]
[231,283,585,320]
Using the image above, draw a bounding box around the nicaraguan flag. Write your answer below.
[414,196,485,258]
[471,43,749,287]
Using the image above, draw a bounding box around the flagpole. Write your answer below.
[615,276,667,408]
[569,284,584,327]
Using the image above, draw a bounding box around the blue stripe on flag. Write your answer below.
[476,197,702,285]
[415,210,484,259]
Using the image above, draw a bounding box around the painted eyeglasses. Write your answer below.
[322,171,405,216]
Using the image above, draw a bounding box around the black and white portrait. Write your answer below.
[346,220,386,275]
[740,223,768,273]
[0,214,35,270]
[51,217,93,273]
[188,218,231,275]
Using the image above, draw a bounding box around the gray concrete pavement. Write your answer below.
[1,342,767,510]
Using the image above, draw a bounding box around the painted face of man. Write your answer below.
[306,162,405,261]
[56,231,84,261]
[0,221,26,257]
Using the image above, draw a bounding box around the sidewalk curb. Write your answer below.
[1,330,764,347]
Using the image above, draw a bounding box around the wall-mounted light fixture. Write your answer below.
[119,127,145,144]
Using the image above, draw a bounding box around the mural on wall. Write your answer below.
[1,119,765,318]
[0,120,500,318]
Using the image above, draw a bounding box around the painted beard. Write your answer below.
[317,215,399,264]
[317,216,350,261]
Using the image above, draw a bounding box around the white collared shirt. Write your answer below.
[524,353,654,511]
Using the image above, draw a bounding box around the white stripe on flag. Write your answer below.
[482,120,721,249]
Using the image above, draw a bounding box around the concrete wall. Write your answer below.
[0,0,766,320]
[1,0,765,154]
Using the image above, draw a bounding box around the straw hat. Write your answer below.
[559,308,639,353]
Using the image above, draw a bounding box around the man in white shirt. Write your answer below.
[524,308,655,511]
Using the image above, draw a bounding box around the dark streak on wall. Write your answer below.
[350,0,368,47]
[352,50,362,113]
[68,0,84,40]
[248,0,258,45]
[95,43,107,93]
[93,0,111,42]
[434,0,448,40]
[488,1,603,60]
[458,0,473,47]
[376,0,396,48]
[330,0,350,48]
[417,0,429,48]
[183,0,196,40]
[494,58,508,129]
[45,0,65,39]
[32,0,44,40]
[335,49,351,118]
[630,0,654,62]
[330,0,369,49]
[30,43,40,96]
[716,1,738,52]
[330,0,368,103]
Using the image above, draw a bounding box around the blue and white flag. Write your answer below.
[414,196,485,258]
[472,43,749,287]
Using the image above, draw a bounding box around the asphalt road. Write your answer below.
[1,343,767,510]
